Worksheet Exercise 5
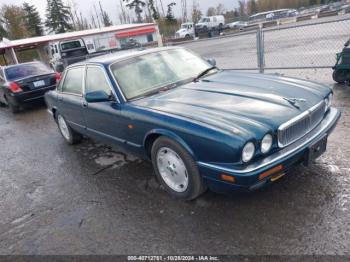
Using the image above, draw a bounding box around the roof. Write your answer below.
[73,46,181,66]
[250,9,294,18]
[0,23,156,50]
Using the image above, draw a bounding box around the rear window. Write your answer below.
[5,63,53,81]
[61,41,82,51]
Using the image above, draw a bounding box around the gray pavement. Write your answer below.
[1,43,350,255]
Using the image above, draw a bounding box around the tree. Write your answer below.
[1,5,29,40]
[22,3,43,36]
[148,0,159,20]
[45,0,73,33]
[206,7,216,16]
[123,0,146,23]
[238,0,247,17]
[247,0,258,15]
[166,2,176,22]
[216,3,225,15]
[99,1,112,27]
[0,20,8,40]
[191,0,202,23]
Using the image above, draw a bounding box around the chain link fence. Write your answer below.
[181,31,258,70]
[181,16,350,74]
[263,18,350,70]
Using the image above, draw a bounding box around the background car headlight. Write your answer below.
[242,142,255,163]
[261,134,273,154]
[325,93,333,112]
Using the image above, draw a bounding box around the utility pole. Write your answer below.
[93,4,101,28]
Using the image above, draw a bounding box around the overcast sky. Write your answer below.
[2,0,239,25]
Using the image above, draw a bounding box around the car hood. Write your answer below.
[176,29,187,34]
[132,71,331,138]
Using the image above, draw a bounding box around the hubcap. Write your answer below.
[57,115,70,141]
[156,147,189,193]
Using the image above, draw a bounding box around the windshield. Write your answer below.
[5,63,53,81]
[110,49,213,100]
[60,41,82,51]
[199,18,209,23]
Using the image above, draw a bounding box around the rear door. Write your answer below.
[57,66,86,133]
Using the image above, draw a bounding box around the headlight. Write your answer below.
[242,142,255,163]
[325,93,333,112]
[261,134,273,154]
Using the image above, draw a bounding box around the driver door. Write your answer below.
[82,65,127,144]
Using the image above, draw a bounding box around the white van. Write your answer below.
[195,15,225,31]
[175,23,195,39]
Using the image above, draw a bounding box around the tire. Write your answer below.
[333,69,349,84]
[151,136,207,200]
[56,113,82,145]
[185,34,191,39]
[8,101,20,114]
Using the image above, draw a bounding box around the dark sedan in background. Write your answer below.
[45,47,340,200]
[0,61,60,113]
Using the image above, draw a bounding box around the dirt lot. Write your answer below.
[0,45,350,255]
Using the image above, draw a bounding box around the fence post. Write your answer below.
[256,25,265,73]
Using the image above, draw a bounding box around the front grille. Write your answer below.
[278,101,326,147]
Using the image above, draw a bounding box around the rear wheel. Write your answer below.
[8,101,20,114]
[333,69,349,83]
[151,136,206,200]
[57,113,82,145]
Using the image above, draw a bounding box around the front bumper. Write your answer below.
[197,108,341,193]
[8,85,56,106]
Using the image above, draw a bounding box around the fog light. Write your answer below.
[220,174,235,183]
[258,165,283,180]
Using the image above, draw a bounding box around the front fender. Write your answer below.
[143,129,197,160]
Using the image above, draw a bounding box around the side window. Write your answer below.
[61,67,84,95]
[85,67,112,95]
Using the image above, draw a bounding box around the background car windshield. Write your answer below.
[5,63,53,81]
[61,41,81,51]
[110,49,211,100]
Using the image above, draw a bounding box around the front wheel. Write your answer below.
[57,113,82,145]
[151,136,207,200]
[333,69,349,83]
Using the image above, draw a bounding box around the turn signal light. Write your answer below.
[220,174,235,183]
[9,82,23,93]
[258,165,283,180]
[55,72,61,81]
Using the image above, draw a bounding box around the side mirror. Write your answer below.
[207,58,216,67]
[85,90,112,103]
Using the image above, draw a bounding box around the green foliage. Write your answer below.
[98,1,112,27]
[0,5,29,40]
[166,2,176,22]
[148,0,160,20]
[45,0,73,33]
[123,0,146,23]
[23,2,43,36]
[158,17,180,37]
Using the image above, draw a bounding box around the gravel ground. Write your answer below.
[0,38,350,255]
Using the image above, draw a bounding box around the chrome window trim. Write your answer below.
[85,64,120,103]
[277,100,325,148]
[198,108,340,175]
[60,65,85,96]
